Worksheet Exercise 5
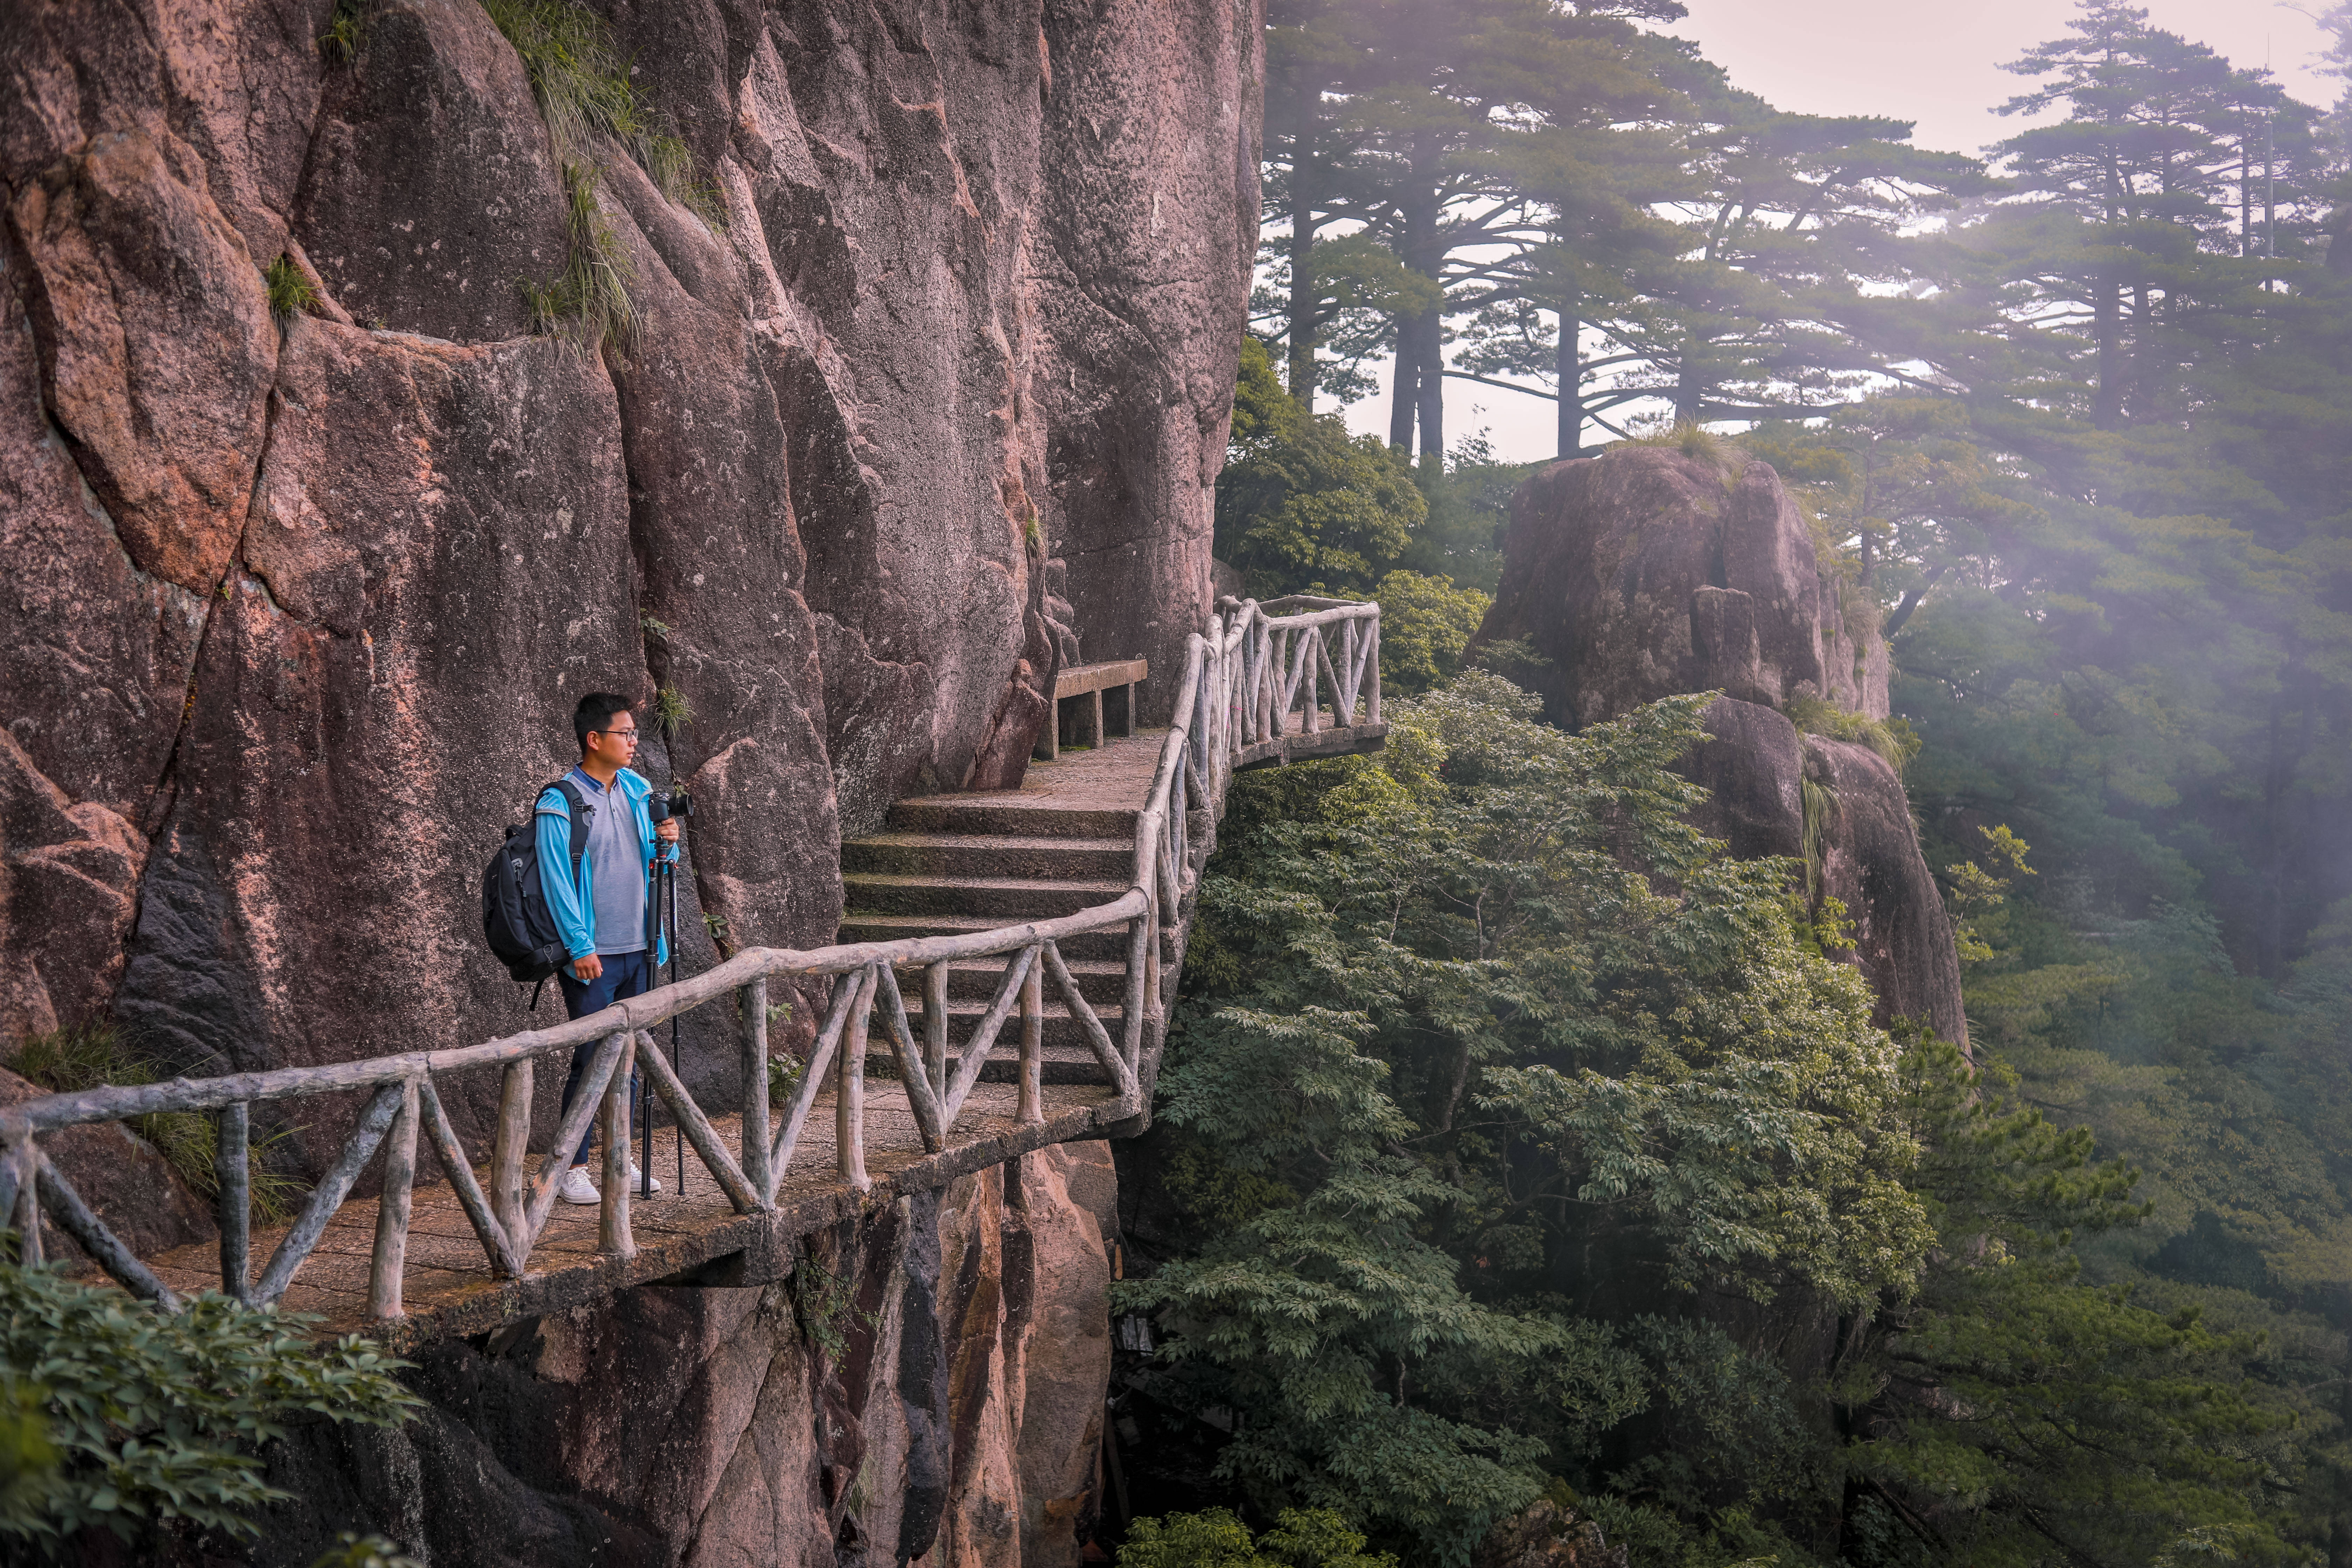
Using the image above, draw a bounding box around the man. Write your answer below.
[539,692,681,1204]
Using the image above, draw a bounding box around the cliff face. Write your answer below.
[0,0,1260,1146]
[237,1141,1119,1568]
[1472,448,1966,1049]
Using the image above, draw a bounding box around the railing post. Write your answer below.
[1145,888,1162,1024]
[600,1036,636,1258]
[1121,903,1150,1068]
[1019,949,1044,1124]
[1344,620,1363,725]
[740,976,772,1205]
[924,961,950,1098]
[1305,628,1322,733]
[216,1102,250,1302]
[493,1058,533,1245]
[12,1142,40,1267]
[839,965,874,1190]
[368,1077,420,1320]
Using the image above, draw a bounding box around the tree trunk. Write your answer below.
[1675,347,1705,425]
[1414,307,1444,469]
[1389,324,1419,451]
[1556,278,1581,457]
[2093,279,2121,428]
[1395,167,1442,462]
[1285,93,1320,412]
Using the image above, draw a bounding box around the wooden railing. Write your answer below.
[0,596,1381,1321]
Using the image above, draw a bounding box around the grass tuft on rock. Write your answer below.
[7,1026,306,1224]
[653,682,691,737]
[1622,419,1746,488]
[1786,694,1920,772]
[262,254,320,323]
[478,0,727,224]
[521,161,638,351]
[318,0,370,62]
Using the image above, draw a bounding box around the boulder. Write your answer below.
[1805,732,1969,1048]
[1470,447,1886,731]
[1686,698,1967,1046]
[1474,449,1963,1049]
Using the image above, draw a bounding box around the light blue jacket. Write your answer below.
[536,766,678,968]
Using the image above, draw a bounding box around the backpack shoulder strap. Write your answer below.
[544,777,592,882]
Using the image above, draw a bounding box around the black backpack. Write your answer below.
[482,778,592,1004]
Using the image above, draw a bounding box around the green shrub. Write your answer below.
[1117,1507,1400,1568]
[0,1262,415,1547]
[1366,569,1487,697]
[309,1535,422,1568]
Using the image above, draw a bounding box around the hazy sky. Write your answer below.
[1338,0,2344,463]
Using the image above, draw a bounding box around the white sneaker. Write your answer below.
[558,1166,599,1205]
[626,1162,662,1194]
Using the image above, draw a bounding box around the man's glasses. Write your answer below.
[594,727,640,745]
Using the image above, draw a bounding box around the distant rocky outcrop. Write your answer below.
[1471,446,1886,729]
[1471,447,1966,1049]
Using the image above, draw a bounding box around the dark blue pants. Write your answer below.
[558,950,649,1166]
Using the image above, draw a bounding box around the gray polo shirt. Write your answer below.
[570,769,649,956]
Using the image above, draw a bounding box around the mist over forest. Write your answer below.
[1117,2,2352,1564]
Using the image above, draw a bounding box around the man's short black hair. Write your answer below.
[575,692,635,754]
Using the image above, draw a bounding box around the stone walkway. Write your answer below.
[111,720,1382,1346]
[138,1079,1120,1350]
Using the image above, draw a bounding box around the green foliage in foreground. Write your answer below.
[1119,1506,1399,1568]
[1124,677,2321,1566]
[0,1260,416,1549]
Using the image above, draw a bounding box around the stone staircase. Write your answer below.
[838,731,1177,1084]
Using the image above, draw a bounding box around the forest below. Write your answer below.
[1110,2,2352,1566]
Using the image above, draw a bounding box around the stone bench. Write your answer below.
[1035,658,1146,760]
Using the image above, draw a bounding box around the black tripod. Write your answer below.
[639,849,687,1199]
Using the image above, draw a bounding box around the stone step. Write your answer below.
[886,797,1140,840]
[942,955,1126,1003]
[841,873,1128,920]
[861,954,1129,1004]
[859,1040,1117,1086]
[834,913,1170,963]
[862,997,1127,1055]
[840,832,1132,881]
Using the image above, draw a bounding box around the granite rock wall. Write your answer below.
[0,0,1260,1161]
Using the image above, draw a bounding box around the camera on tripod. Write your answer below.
[649,788,694,824]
